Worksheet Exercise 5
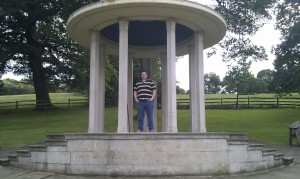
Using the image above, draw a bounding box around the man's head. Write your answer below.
[140,71,148,81]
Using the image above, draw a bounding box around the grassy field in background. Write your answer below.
[0,93,87,103]
[1,105,299,147]
[0,93,88,110]
[177,93,300,99]
[2,93,299,103]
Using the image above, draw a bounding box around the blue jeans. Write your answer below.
[137,100,154,131]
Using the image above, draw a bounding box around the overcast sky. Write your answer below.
[176,0,282,90]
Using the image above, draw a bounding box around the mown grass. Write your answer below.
[177,93,300,99]
[0,93,87,103]
[1,105,299,147]
[0,93,88,110]
[1,93,300,147]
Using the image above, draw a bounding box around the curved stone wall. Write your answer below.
[6,133,284,176]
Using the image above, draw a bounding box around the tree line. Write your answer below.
[0,78,34,95]
[204,69,274,95]
[0,0,299,109]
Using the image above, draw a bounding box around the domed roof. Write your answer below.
[67,0,226,57]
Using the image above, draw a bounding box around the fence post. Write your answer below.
[248,96,250,108]
[16,101,19,110]
[68,99,71,108]
[236,94,239,110]
[221,97,223,107]
[277,97,279,108]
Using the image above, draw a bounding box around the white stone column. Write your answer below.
[166,19,178,132]
[117,18,129,133]
[128,52,134,132]
[161,53,168,132]
[88,30,105,133]
[194,31,206,132]
[189,44,198,132]
[150,60,158,132]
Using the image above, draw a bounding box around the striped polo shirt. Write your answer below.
[134,79,156,100]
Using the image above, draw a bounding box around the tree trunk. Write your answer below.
[28,48,54,110]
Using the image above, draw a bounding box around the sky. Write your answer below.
[1,0,282,91]
[176,20,281,91]
[175,0,282,91]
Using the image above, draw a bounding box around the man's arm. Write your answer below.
[134,90,139,102]
[150,89,157,101]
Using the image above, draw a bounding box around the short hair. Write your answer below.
[140,71,148,74]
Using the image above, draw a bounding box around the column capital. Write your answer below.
[90,30,100,43]
[194,31,204,42]
[166,17,176,22]
[166,19,176,31]
[119,17,129,22]
[119,18,129,30]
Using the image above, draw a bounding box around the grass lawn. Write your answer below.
[0,93,87,103]
[178,108,300,144]
[1,106,299,147]
[0,93,88,111]
[177,93,300,99]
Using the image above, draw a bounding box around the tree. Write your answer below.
[272,0,300,94]
[210,0,276,64]
[0,0,99,109]
[257,69,274,93]
[208,0,278,95]
[176,85,186,94]
[0,78,34,95]
[223,64,257,94]
[204,72,221,94]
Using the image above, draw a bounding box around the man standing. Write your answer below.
[134,71,157,132]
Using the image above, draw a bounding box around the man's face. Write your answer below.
[141,72,147,80]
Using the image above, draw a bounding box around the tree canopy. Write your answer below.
[210,0,276,64]
[272,0,300,94]
[0,0,98,108]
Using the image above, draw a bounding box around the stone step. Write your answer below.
[283,156,294,165]
[28,145,46,152]
[262,149,276,156]
[248,143,265,151]
[46,134,65,140]
[228,133,249,145]
[0,158,9,166]
[229,133,248,141]
[8,154,18,162]
[228,140,249,145]
[16,150,31,157]
[274,153,284,160]
[228,136,249,145]
[45,139,67,146]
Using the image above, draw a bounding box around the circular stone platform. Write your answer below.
[67,0,226,57]
[6,133,284,176]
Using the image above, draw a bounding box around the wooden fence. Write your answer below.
[177,96,300,109]
[0,98,88,112]
[1,96,300,112]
